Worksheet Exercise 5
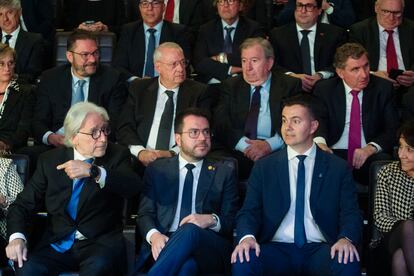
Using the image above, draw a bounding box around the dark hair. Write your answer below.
[398,120,414,147]
[281,93,321,121]
[67,29,98,51]
[296,0,322,8]
[174,108,211,133]
[333,43,368,69]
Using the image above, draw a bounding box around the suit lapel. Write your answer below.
[398,20,412,69]
[142,79,160,140]
[167,156,180,225]
[287,24,302,66]
[14,30,25,57]
[369,19,380,70]
[336,80,347,135]
[361,81,373,132]
[232,18,246,52]
[240,78,251,121]
[62,149,76,219]
[62,67,73,110]
[269,74,285,134]
[88,72,99,103]
[195,159,215,212]
[314,24,324,71]
[0,86,19,119]
[134,23,146,75]
[309,148,328,214]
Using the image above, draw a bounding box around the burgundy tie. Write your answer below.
[164,0,174,22]
[348,90,361,166]
[385,30,398,73]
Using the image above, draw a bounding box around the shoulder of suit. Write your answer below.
[122,20,142,32]
[39,64,71,81]
[181,79,207,91]
[313,76,340,94]
[163,20,187,32]
[270,22,293,36]
[130,77,156,92]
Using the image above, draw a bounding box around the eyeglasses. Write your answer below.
[69,50,100,61]
[139,0,163,8]
[158,59,188,69]
[380,9,403,18]
[295,3,318,12]
[217,0,238,6]
[78,127,111,140]
[0,60,15,70]
[179,129,211,139]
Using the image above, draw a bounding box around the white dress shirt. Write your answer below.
[2,26,20,49]
[377,24,405,71]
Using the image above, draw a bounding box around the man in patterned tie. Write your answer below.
[6,102,142,275]
[232,94,362,275]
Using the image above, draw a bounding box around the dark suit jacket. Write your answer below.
[32,64,128,144]
[349,17,414,71]
[113,20,192,79]
[193,16,265,83]
[269,22,347,74]
[7,144,142,266]
[214,73,301,150]
[21,0,55,42]
[236,147,362,244]
[0,82,34,149]
[117,77,210,147]
[137,156,239,241]
[0,30,45,83]
[313,75,399,152]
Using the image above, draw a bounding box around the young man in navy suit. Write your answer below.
[137,108,239,275]
[232,94,362,275]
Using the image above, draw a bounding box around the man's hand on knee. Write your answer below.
[330,238,360,264]
[231,237,260,264]
[6,238,28,268]
[150,232,169,261]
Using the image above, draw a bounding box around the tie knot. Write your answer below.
[254,86,262,92]
[147,28,156,34]
[297,155,306,162]
[165,90,174,98]
[225,26,235,33]
[185,163,195,171]
[78,79,86,88]
[301,30,311,36]
[84,158,94,164]
[350,90,360,97]
[4,34,11,40]
[385,29,394,35]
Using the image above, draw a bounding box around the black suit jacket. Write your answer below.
[0,83,34,149]
[7,144,142,259]
[32,64,128,144]
[113,20,192,79]
[193,16,265,83]
[137,156,239,240]
[313,75,399,152]
[0,30,45,83]
[117,77,210,147]
[269,22,347,75]
[20,0,55,41]
[214,73,301,150]
[349,17,414,71]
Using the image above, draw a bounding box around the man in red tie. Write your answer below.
[313,43,399,185]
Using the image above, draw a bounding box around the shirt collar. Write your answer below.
[178,154,204,171]
[296,23,317,33]
[2,25,20,38]
[221,18,239,29]
[158,77,180,95]
[342,80,364,95]
[287,143,316,161]
[250,73,271,92]
[73,148,95,162]
[378,22,399,34]
[144,21,163,33]
[71,68,90,85]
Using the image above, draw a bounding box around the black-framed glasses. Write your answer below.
[69,49,100,61]
[380,9,403,18]
[158,59,189,69]
[139,0,163,8]
[78,127,111,140]
[179,129,212,139]
[217,0,238,6]
[295,3,317,12]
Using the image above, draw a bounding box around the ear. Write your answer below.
[175,133,181,148]
[310,119,319,135]
[266,57,274,71]
[71,134,78,147]
[336,68,344,79]
[66,51,74,64]
[154,61,161,74]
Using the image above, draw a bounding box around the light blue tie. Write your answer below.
[71,79,86,106]
[51,158,93,253]
[294,155,307,248]
[144,28,156,77]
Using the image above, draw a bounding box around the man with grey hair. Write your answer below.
[0,0,45,83]
[213,37,301,179]
[6,102,142,275]
[117,42,210,173]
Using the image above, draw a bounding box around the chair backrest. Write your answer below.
[55,31,117,67]
[3,154,30,186]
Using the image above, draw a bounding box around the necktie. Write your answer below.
[179,163,195,221]
[164,0,175,22]
[385,30,398,73]
[294,155,307,248]
[144,28,156,77]
[348,90,361,166]
[3,34,11,45]
[51,159,93,253]
[244,86,261,139]
[300,30,312,75]
[71,79,86,106]
[156,90,174,150]
[223,27,235,54]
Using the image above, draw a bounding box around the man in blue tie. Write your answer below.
[136,108,239,275]
[231,94,362,275]
[5,102,142,275]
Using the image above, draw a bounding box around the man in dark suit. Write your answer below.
[0,0,45,83]
[137,108,238,275]
[117,42,209,170]
[20,0,55,43]
[214,37,301,179]
[193,0,265,83]
[349,0,414,90]
[269,0,347,92]
[232,94,362,275]
[6,102,142,275]
[313,43,399,185]
[113,0,192,80]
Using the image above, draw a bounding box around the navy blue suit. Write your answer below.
[136,156,239,275]
[233,147,362,275]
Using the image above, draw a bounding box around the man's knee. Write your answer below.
[232,249,260,276]
[330,255,361,276]
[81,253,118,276]
[16,259,50,276]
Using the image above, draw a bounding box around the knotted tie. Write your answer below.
[300,30,312,75]
[4,34,11,45]
[223,26,235,54]
[244,86,261,139]
[385,30,398,73]
[294,155,307,248]
[71,79,86,105]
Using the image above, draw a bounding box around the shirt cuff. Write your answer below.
[325,5,334,14]
[42,131,54,145]
[265,135,285,152]
[146,228,160,245]
[97,166,107,189]
[368,142,382,153]
[317,71,334,79]
[313,136,327,145]
[209,213,221,232]
[128,76,139,83]
[239,234,256,244]
[227,66,232,76]
[9,232,26,243]
[129,145,146,157]
[235,136,249,152]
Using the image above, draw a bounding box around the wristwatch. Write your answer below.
[211,214,219,227]
[89,164,100,179]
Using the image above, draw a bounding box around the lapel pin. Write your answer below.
[318,173,323,178]
[208,165,215,171]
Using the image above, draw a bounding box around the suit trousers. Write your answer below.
[232,242,361,276]
[148,223,232,276]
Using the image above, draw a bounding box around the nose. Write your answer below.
[398,147,406,159]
